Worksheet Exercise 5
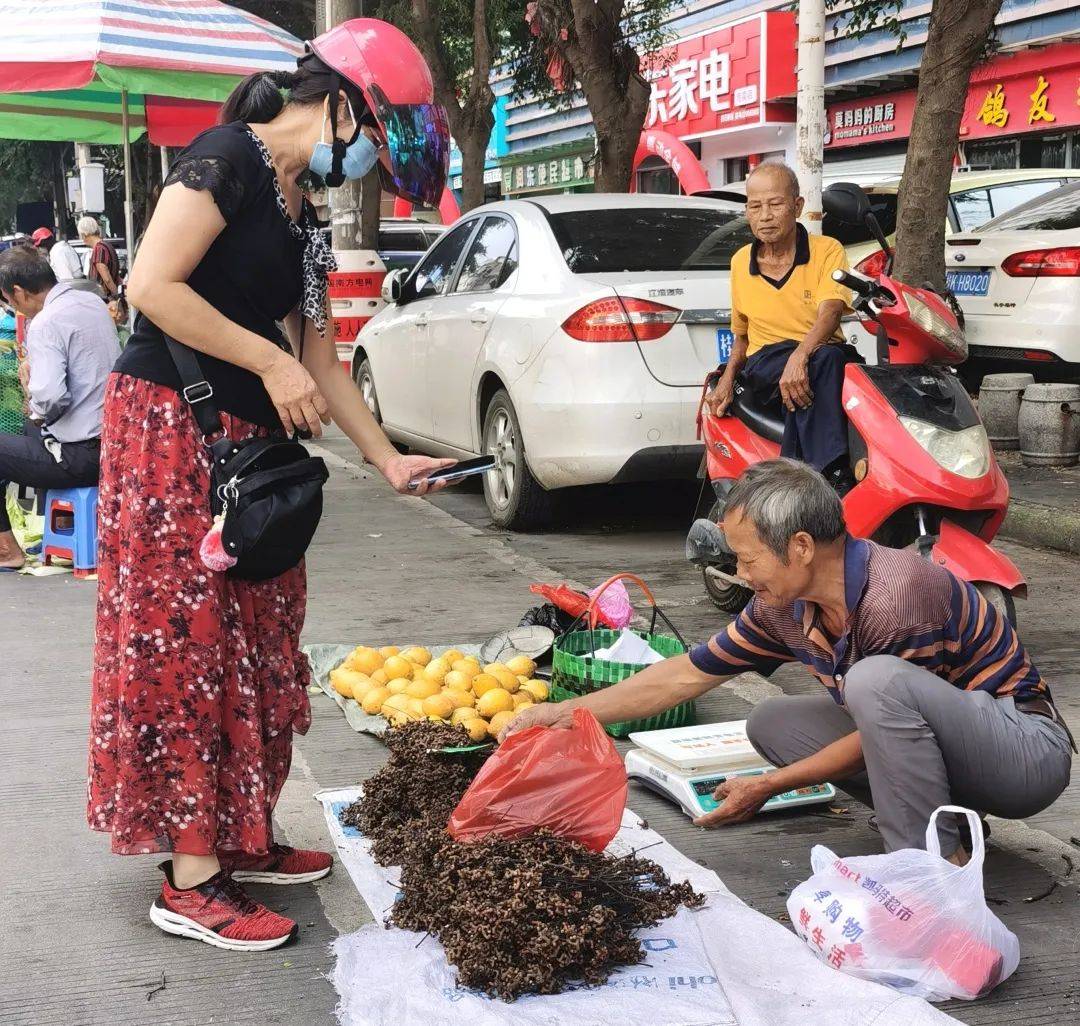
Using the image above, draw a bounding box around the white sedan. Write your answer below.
[945,181,1080,381]
[351,194,752,528]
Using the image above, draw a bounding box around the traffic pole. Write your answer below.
[326,0,364,253]
[795,0,826,235]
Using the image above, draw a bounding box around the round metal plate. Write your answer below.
[480,625,556,664]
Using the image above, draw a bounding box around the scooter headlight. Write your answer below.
[905,293,967,356]
[898,417,991,479]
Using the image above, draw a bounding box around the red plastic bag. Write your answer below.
[529,583,618,628]
[448,709,627,852]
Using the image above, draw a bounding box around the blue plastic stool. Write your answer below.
[42,486,98,578]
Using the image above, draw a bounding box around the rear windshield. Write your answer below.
[547,207,754,273]
[978,182,1080,232]
[822,193,899,244]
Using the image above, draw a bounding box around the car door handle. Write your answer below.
[416,314,430,328]
[470,313,490,326]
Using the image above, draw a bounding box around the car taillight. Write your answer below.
[855,249,890,278]
[561,296,679,342]
[1002,247,1080,277]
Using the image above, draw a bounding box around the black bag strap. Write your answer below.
[165,313,307,441]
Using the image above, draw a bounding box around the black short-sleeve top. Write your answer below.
[115,121,336,429]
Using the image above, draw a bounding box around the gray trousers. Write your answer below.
[746,655,1073,856]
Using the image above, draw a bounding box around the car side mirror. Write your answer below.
[382,268,407,304]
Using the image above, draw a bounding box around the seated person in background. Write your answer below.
[0,247,120,570]
[506,460,1074,865]
[706,161,860,493]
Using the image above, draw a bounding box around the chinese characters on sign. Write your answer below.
[649,52,733,126]
[829,101,898,142]
[977,84,1009,128]
[1028,75,1056,124]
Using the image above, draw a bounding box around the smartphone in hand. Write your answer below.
[407,454,498,491]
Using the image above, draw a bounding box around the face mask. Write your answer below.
[309,100,379,183]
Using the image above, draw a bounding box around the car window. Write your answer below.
[952,189,993,231]
[986,180,1064,220]
[404,220,477,301]
[548,207,753,272]
[822,193,899,244]
[454,217,518,293]
[378,229,428,251]
[423,228,446,247]
[979,181,1080,232]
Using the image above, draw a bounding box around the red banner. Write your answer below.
[644,12,796,140]
[826,42,1080,149]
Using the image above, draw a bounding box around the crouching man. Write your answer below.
[505,459,1074,864]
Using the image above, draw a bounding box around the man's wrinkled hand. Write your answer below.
[705,379,735,418]
[779,347,813,412]
[496,700,573,743]
[692,774,773,828]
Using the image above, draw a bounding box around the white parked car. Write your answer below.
[945,181,1080,381]
[351,194,752,528]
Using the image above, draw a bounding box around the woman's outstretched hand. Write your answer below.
[381,453,457,496]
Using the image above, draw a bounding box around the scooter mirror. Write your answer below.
[823,182,872,225]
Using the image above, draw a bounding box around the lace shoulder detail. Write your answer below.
[165,156,245,222]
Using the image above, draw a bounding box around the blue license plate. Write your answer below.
[717,328,734,363]
[946,270,991,297]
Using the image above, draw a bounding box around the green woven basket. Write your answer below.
[550,574,695,738]
[0,349,24,436]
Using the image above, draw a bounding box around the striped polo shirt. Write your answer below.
[689,537,1047,704]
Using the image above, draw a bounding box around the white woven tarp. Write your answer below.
[318,788,958,1026]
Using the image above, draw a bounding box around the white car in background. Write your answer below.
[945,180,1080,381]
[351,194,752,529]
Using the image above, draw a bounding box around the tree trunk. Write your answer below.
[360,164,380,250]
[592,94,648,192]
[327,0,363,252]
[48,143,69,238]
[893,0,1002,290]
[457,130,489,213]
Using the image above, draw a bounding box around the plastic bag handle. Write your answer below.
[925,804,986,870]
[586,573,656,629]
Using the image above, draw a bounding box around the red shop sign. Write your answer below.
[826,41,1080,149]
[645,12,796,139]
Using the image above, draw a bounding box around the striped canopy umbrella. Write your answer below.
[0,0,304,244]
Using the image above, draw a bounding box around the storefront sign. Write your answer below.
[501,150,595,194]
[644,12,796,140]
[825,42,1080,148]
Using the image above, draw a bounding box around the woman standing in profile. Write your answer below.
[87,20,452,952]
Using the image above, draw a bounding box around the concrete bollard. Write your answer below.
[978,373,1033,451]
[1018,383,1080,467]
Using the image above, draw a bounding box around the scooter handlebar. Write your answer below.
[833,268,876,295]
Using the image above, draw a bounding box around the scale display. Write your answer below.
[624,721,836,819]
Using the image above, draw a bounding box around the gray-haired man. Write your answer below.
[506,460,1073,863]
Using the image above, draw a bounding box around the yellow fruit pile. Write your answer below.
[328,646,549,741]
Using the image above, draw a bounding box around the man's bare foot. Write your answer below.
[0,530,26,570]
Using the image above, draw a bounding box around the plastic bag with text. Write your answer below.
[786,805,1019,1002]
[448,708,628,852]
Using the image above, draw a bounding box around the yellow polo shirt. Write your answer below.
[730,225,850,356]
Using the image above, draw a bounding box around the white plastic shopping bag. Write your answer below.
[786,805,1019,1002]
[591,628,666,665]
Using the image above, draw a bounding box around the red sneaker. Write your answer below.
[221,844,334,885]
[150,863,297,951]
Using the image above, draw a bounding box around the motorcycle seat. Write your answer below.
[732,378,786,444]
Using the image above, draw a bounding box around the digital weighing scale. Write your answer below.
[625,721,835,819]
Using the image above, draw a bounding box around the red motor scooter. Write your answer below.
[686,182,1024,621]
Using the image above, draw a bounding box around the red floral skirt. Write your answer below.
[88,374,312,856]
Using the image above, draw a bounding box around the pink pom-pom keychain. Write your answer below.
[200,513,237,572]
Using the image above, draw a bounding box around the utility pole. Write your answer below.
[795,0,826,235]
[325,0,363,252]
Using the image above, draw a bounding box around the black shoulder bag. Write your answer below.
[167,333,329,581]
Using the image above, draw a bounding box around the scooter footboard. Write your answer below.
[931,519,1026,595]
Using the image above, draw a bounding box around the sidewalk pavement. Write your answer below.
[997,452,1080,556]
[2,433,1079,1025]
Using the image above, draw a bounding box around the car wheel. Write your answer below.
[482,389,554,531]
[354,357,381,424]
[974,581,1017,628]
[701,503,753,612]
